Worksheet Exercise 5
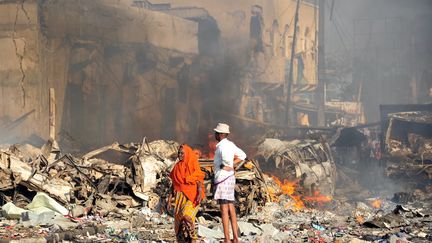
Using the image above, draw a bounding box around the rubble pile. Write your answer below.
[0,138,271,241]
[383,111,432,187]
[0,139,179,216]
[0,135,430,242]
[0,139,181,241]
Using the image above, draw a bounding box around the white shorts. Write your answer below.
[213,175,235,201]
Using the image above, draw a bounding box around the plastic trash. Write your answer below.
[311,222,326,231]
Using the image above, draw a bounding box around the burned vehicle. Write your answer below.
[383,111,432,162]
[254,138,336,197]
[382,110,432,184]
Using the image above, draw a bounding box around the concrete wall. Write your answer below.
[0,0,320,149]
[0,0,199,148]
[43,0,198,54]
[151,0,318,84]
[0,1,47,143]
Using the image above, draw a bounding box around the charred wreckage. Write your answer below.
[0,108,431,242]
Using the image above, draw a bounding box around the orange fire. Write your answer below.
[271,176,296,194]
[269,175,333,210]
[270,175,305,210]
[355,215,365,224]
[199,133,217,159]
[285,194,306,210]
[267,185,281,203]
[371,199,382,209]
[304,191,332,203]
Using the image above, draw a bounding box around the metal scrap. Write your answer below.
[255,138,337,196]
[381,111,432,188]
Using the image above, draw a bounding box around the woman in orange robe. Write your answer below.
[168,144,205,242]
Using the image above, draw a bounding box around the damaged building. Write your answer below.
[0,0,431,242]
[0,0,326,150]
[0,0,201,149]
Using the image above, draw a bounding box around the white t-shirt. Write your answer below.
[213,138,246,181]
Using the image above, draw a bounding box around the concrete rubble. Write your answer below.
[0,134,429,242]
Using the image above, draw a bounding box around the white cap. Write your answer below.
[213,123,230,134]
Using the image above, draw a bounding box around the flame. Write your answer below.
[268,175,332,210]
[304,191,332,203]
[207,133,216,159]
[267,185,280,203]
[355,215,365,224]
[270,175,305,210]
[285,194,305,210]
[371,199,382,209]
[243,161,254,170]
[198,133,217,159]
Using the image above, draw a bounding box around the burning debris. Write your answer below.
[0,136,430,242]
[255,138,337,197]
[1,103,432,242]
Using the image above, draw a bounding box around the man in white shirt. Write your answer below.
[213,123,246,243]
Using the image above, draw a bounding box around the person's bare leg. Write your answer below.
[220,204,231,243]
[228,203,239,243]
[182,216,195,243]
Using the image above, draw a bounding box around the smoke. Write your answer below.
[325,0,432,122]
[0,1,262,151]
[1,0,431,154]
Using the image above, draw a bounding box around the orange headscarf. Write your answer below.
[170,144,205,205]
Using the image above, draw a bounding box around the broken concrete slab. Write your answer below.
[103,220,132,231]
[237,221,261,236]
[197,224,224,239]
[21,211,56,227]
[259,223,279,237]
[26,192,69,216]
[131,139,178,200]
[2,202,27,219]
